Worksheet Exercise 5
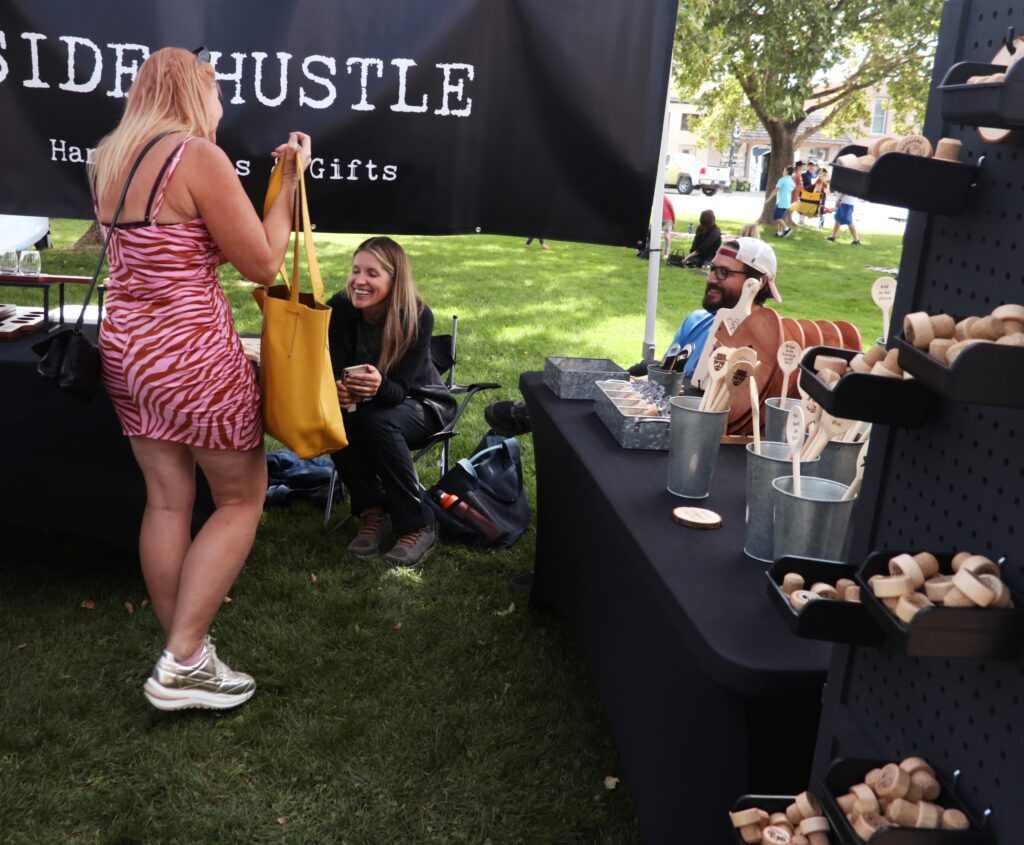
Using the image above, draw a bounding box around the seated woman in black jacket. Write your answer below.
[327,237,456,567]
[682,209,722,268]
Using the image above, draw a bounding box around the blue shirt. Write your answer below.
[775,175,795,209]
[668,310,716,377]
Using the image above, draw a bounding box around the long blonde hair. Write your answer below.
[350,237,422,374]
[90,47,217,201]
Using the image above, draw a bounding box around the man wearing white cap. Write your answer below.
[648,236,781,377]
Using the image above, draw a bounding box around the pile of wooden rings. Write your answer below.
[869,551,1013,623]
[903,304,1024,364]
[835,758,970,839]
[729,791,833,844]
[781,572,860,609]
[815,347,908,382]
[835,134,963,172]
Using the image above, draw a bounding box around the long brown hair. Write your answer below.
[696,209,717,237]
[350,237,422,374]
[90,47,217,201]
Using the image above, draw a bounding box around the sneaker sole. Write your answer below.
[384,542,436,569]
[143,678,255,711]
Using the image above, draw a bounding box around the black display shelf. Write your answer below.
[728,795,795,844]
[819,758,993,845]
[766,557,885,647]
[829,144,979,216]
[855,551,1024,660]
[894,334,1024,409]
[939,59,1024,129]
[798,346,935,427]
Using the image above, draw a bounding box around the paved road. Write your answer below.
[665,188,908,235]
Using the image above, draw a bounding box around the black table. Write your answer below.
[0,329,208,553]
[520,372,829,845]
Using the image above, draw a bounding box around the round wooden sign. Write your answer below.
[671,507,723,530]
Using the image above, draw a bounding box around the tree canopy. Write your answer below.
[672,0,942,221]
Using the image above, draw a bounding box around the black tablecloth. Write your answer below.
[521,371,829,845]
[0,329,210,553]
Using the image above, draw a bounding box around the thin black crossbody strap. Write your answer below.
[77,129,178,333]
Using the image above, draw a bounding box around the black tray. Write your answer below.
[939,60,1024,129]
[894,334,1024,409]
[728,794,795,844]
[798,346,935,427]
[829,144,979,216]
[819,758,992,845]
[766,557,885,646]
[855,550,1024,659]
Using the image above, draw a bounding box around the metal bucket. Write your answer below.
[809,439,863,486]
[765,397,800,443]
[647,365,684,398]
[667,396,727,499]
[771,476,854,562]
[744,442,820,562]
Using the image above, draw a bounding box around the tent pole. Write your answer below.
[642,82,673,363]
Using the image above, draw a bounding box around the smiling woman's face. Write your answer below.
[347,249,394,313]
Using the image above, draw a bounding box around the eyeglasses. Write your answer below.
[702,264,749,282]
[192,46,211,65]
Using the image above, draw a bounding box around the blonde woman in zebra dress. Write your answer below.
[91,46,310,711]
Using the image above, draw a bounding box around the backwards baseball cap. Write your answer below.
[719,237,781,302]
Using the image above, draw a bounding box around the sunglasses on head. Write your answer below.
[192,46,211,65]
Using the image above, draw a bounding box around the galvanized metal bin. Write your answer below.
[544,356,626,399]
[593,381,670,450]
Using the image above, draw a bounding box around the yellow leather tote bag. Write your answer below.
[257,159,347,458]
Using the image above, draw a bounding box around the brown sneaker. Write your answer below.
[384,524,437,568]
[347,507,392,557]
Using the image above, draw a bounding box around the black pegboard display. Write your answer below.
[810,0,1024,840]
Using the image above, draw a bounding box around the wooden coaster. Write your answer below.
[672,507,722,529]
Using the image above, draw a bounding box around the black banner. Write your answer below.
[0,0,676,246]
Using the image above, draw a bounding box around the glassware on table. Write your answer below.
[18,249,41,276]
[0,250,19,274]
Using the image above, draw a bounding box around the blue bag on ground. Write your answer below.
[264,449,341,510]
[426,435,531,549]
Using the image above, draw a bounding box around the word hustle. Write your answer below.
[0,33,476,116]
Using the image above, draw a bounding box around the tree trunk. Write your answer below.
[757,122,798,226]
[71,221,103,250]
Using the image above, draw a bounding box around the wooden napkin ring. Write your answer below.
[782,572,805,595]
[769,812,793,830]
[761,826,792,845]
[849,353,873,374]
[836,153,860,169]
[899,757,935,777]
[934,138,963,162]
[928,338,956,363]
[876,762,911,798]
[951,551,974,572]
[915,801,942,829]
[790,590,820,610]
[740,824,763,844]
[941,808,970,831]
[978,573,1012,608]
[869,136,898,157]
[887,798,919,827]
[854,811,886,840]
[912,552,941,579]
[844,585,861,603]
[863,344,887,366]
[959,555,1000,578]
[924,575,955,603]
[795,791,821,819]
[896,592,934,623]
[851,783,879,810]
[896,135,934,157]
[730,807,763,828]
[952,568,997,606]
[836,793,856,814]
[889,553,926,588]
[930,314,956,339]
[942,586,975,607]
[904,312,935,349]
[856,154,877,171]
[785,803,803,826]
[968,315,1005,340]
[910,770,941,801]
[864,769,882,790]
[992,303,1024,333]
[797,816,829,835]
[815,355,849,375]
[872,574,914,598]
[810,582,839,600]
[870,361,901,378]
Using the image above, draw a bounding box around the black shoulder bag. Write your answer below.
[32,130,175,402]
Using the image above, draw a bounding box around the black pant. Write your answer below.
[332,398,439,534]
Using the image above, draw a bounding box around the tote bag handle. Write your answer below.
[264,157,325,305]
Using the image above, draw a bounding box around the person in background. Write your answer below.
[813,167,831,228]
[525,236,548,249]
[327,237,456,568]
[769,166,796,237]
[661,194,677,256]
[801,160,816,191]
[739,222,761,238]
[93,47,310,711]
[827,192,862,245]
[681,209,722,267]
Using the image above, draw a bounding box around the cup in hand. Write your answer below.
[0,250,19,274]
[19,249,41,276]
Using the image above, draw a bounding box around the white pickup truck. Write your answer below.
[664,152,731,196]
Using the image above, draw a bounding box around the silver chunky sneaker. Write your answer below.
[143,637,255,711]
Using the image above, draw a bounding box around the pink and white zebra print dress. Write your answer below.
[99,136,262,450]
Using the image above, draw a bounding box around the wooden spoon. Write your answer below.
[841,440,871,500]
[786,405,806,496]
[871,276,898,342]
[777,340,802,401]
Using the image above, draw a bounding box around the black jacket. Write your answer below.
[326,293,456,424]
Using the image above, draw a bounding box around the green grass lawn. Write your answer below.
[0,219,903,844]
